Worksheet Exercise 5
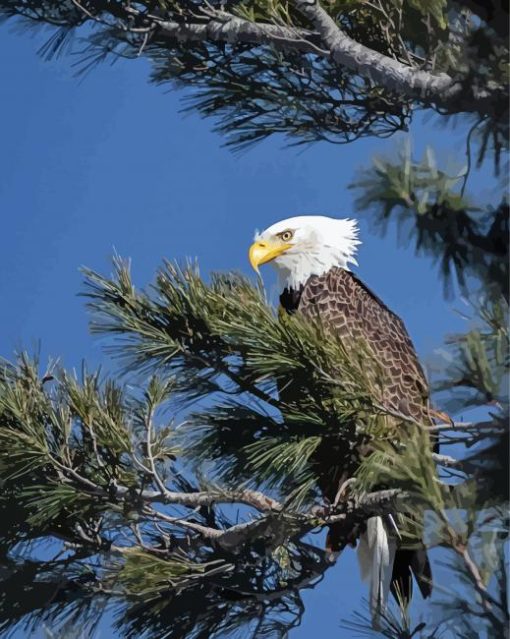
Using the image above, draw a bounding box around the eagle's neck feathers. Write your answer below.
[274,247,353,290]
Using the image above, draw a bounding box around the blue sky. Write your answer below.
[0,21,501,639]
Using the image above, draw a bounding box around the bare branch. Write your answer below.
[291,0,462,106]
[79,0,472,111]
[54,451,281,511]
[148,1,472,111]
[431,452,462,467]
[215,489,405,552]
[157,12,323,56]
[55,442,404,551]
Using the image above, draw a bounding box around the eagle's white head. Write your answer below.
[249,215,361,289]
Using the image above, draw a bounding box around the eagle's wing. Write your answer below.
[294,267,433,623]
[296,266,430,424]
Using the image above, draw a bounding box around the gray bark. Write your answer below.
[292,0,462,105]
[158,13,322,56]
[151,2,466,109]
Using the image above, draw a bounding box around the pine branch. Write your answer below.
[6,0,495,111]
[0,0,507,148]
[156,10,322,56]
[350,146,509,297]
[291,0,460,106]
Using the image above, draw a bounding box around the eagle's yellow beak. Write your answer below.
[249,240,292,272]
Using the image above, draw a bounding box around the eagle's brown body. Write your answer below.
[280,266,432,602]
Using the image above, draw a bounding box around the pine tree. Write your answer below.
[0,1,508,638]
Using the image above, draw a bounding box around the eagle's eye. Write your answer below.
[279,230,294,242]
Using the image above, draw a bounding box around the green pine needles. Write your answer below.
[0,256,507,638]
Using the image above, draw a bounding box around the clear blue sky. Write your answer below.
[0,21,500,639]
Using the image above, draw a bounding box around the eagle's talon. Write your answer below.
[333,477,357,508]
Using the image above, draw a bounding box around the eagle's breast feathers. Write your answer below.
[280,266,431,424]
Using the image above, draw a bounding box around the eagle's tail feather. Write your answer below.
[390,547,433,603]
[328,515,432,628]
[357,516,397,630]
[412,547,433,598]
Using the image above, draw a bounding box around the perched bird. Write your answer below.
[249,215,432,625]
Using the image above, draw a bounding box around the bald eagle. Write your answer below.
[249,215,432,625]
